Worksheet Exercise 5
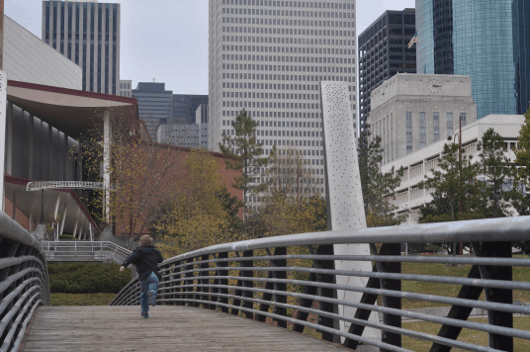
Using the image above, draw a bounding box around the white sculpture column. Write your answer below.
[0,71,8,212]
[320,81,381,344]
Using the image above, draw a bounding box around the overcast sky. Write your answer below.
[6,0,415,95]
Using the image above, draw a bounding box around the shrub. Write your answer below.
[48,262,132,294]
[59,234,78,240]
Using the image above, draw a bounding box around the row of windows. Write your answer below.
[224,119,321,128]
[222,100,320,110]
[223,7,352,19]
[222,0,353,10]
[222,75,354,85]
[224,92,320,100]
[223,35,353,49]
[223,45,354,58]
[223,110,324,119]
[223,24,353,37]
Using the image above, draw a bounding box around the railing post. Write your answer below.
[271,247,287,328]
[315,244,339,343]
[184,258,194,306]
[172,261,181,305]
[217,252,229,313]
[200,254,210,309]
[240,250,254,319]
[209,254,219,310]
[473,241,513,351]
[376,243,402,350]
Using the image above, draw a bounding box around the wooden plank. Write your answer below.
[23,306,350,352]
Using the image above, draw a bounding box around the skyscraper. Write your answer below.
[132,82,173,141]
[208,0,356,191]
[358,9,416,131]
[416,0,528,118]
[42,0,120,95]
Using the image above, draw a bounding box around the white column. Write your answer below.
[28,114,34,180]
[73,209,79,238]
[103,111,111,223]
[59,205,67,235]
[63,133,68,181]
[0,72,7,212]
[48,124,53,181]
[5,101,12,176]
[320,81,380,343]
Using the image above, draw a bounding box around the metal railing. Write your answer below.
[41,241,131,265]
[111,216,530,352]
[0,212,49,352]
[26,181,117,192]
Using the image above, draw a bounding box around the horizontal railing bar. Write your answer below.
[158,274,530,316]
[163,265,530,292]
[160,293,503,352]
[166,283,530,340]
[0,287,41,338]
[0,268,42,296]
[0,281,41,318]
[0,292,40,352]
[0,212,44,252]
[161,297,412,352]
[0,256,44,271]
[158,255,530,274]
[10,299,42,352]
[160,216,530,265]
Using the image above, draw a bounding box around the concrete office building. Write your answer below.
[132,82,173,141]
[196,104,209,149]
[416,0,528,118]
[368,73,476,164]
[208,0,357,195]
[382,114,524,224]
[172,95,209,125]
[358,9,416,131]
[118,79,132,98]
[42,0,121,95]
[157,123,200,149]
[4,15,81,89]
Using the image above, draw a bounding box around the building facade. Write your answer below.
[416,0,527,118]
[119,79,132,97]
[172,94,209,125]
[196,103,209,149]
[382,114,525,224]
[42,0,121,95]
[132,82,173,141]
[368,74,476,164]
[358,9,416,131]
[4,15,82,89]
[208,0,357,192]
[157,123,200,149]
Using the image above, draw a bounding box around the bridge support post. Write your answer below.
[200,254,210,309]
[217,252,229,313]
[172,261,182,305]
[240,250,254,319]
[271,247,287,328]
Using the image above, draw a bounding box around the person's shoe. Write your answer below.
[148,290,156,306]
[141,313,149,319]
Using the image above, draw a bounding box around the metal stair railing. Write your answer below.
[112,216,530,352]
[41,241,131,265]
[0,212,49,352]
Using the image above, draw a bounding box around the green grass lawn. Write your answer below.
[377,256,530,310]
[50,292,117,306]
[403,316,530,351]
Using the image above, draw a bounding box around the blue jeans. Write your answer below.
[140,272,159,315]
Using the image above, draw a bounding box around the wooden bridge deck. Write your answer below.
[22,306,349,352]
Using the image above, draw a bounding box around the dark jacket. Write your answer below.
[122,245,164,281]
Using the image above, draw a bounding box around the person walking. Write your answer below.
[120,235,164,318]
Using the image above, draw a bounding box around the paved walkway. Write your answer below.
[23,306,349,352]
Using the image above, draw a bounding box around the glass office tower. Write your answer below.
[416,0,527,118]
[513,0,530,114]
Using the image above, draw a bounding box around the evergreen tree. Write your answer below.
[357,127,404,227]
[219,109,270,211]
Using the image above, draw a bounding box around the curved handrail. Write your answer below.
[0,212,49,352]
[111,215,530,351]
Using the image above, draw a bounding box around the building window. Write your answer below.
[406,112,412,153]
[460,113,467,127]
[433,112,440,142]
[447,113,453,137]
[419,112,426,148]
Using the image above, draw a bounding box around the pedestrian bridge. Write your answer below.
[2,211,530,352]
